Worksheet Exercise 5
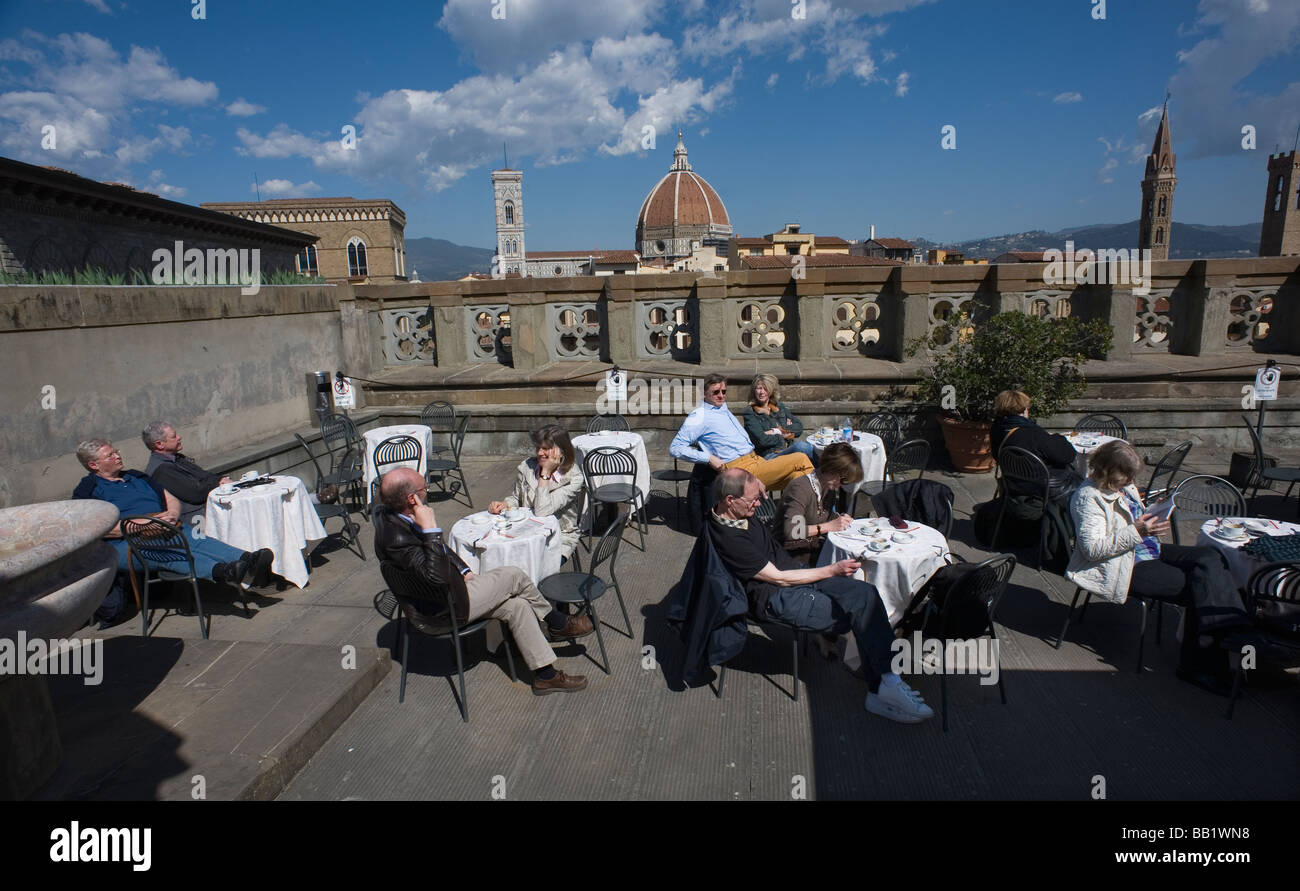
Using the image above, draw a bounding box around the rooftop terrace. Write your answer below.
[41,446,1300,801]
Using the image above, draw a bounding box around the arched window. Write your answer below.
[1274,177,1284,212]
[1146,198,1154,217]
[347,237,368,277]
[1155,227,1164,245]
[296,245,318,276]
[504,201,515,225]
[1157,196,1167,216]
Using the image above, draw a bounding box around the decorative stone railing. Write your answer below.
[351,258,1300,375]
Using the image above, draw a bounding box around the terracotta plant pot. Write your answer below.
[938,416,994,473]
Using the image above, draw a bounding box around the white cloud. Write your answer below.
[143,169,186,198]
[1053,91,1083,103]
[0,31,217,178]
[1097,156,1118,184]
[82,0,111,12]
[766,72,780,89]
[235,37,736,191]
[225,97,266,117]
[257,178,321,197]
[1165,0,1300,159]
[895,71,909,97]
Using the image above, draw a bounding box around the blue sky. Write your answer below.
[1,0,1298,250]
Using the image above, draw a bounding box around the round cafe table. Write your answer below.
[807,430,886,499]
[204,475,326,589]
[1065,432,1122,476]
[1196,517,1300,587]
[363,424,435,503]
[819,516,949,670]
[447,510,562,582]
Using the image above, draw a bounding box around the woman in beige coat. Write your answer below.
[489,425,584,564]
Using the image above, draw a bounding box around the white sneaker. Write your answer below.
[865,680,935,723]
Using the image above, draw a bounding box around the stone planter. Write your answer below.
[0,499,119,800]
[938,416,995,473]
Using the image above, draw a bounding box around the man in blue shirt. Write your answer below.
[72,438,269,586]
[670,373,813,492]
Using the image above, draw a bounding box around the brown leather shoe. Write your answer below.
[546,614,594,641]
[531,669,588,695]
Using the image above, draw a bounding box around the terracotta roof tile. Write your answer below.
[871,238,914,250]
[740,254,901,269]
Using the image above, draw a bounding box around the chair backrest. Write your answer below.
[294,433,326,486]
[869,479,954,537]
[997,445,1050,501]
[587,413,630,434]
[586,512,630,577]
[1246,561,1300,609]
[1241,414,1270,485]
[373,434,422,476]
[582,445,637,489]
[449,412,471,461]
[861,411,902,453]
[322,417,361,474]
[1075,413,1128,439]
[325,413,359,444]
[936,554,1017,638]
[420,401,456,432]
[120,515,194,573]
[379,560,457,634]
[885,439,929,482]
[1171,475,1248,541]
[1143,440,1193,501]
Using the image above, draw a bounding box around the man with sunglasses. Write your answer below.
[707,468,934,723]
[670,373,813,492]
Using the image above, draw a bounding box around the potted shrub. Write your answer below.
[907,310,1112,472]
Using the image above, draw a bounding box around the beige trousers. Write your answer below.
[466,566,556,670]
[724,450,814,493]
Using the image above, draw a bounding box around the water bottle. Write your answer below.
[841,417,852,443]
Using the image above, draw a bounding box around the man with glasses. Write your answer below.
[707,467,935,723]
[671,373,813,492]
[373,467,592,696]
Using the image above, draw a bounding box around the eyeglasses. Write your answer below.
[731,492,761,505]
[709,389,727,396]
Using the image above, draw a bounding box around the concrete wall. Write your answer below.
[0,284,346,508]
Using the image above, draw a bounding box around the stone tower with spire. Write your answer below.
[1139,99,1177,261]
[491,163,525,276]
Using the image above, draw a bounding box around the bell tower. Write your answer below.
[492,164,525,276]
[1138,97,1176,261]
[1259,150,1300,256]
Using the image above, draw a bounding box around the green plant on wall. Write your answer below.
[906,310,1112,422]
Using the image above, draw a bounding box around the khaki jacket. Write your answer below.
[504,458,583,560]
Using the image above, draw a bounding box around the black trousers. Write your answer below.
[1128,544,1248,672]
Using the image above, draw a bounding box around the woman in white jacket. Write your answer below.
[1067,440,1247,695]
[489,425,584,564]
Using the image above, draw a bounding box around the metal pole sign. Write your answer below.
[332,375,356,410]
[604,368,627,410]
[1253,366,1280,401]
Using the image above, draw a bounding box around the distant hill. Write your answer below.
[404,238,493,281]
[910,220,1259,261]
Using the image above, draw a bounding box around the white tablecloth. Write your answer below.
[447,510,562,582]
[820,517,949,670]
[204,475,326,589]
[1196,517,1300,587]
[808,430,886,498]
[572,430,650,500]
[1066,432,1123,476]
[363,424,434,503]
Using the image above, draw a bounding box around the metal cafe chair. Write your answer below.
[1142,440,1193,503]
[1241,414,1300,518]
[990,446,1052,568]
[294,433,365,561]
[1223,561,1300,719]
[1074,413,1128,440]
[379,561,516,722]
[852,438,930,517]
[581,446,648,553]
[426,413,474,507]
[419,400,456,457]
[321,415,366,517]
[539,513,631,674]
[120,515,251,640]
[1169,474,1247,545]
[859,410,903,455]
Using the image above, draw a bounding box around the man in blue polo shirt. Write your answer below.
[670,373,813,492]
[72,438,270,587]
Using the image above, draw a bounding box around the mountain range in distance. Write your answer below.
[404,219,1262,280]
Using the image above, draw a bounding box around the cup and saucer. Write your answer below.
[1212,520,1248,542]
[214,483,238,496]
[891,531,915,544]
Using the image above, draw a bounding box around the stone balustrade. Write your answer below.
[350,258,1300,377]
